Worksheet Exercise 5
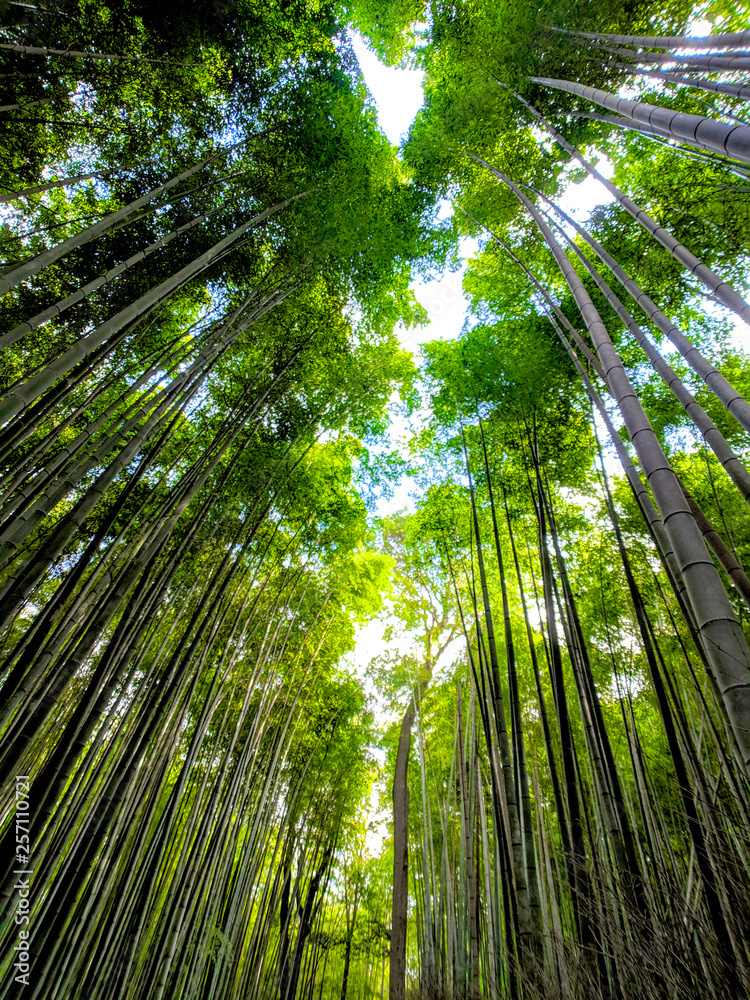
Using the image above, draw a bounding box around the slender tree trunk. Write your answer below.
[554,27,750,50]
[607,62,750,102]
[390,704,414,1000]
[588,41,750,73]
[0,158,156,204]
[530,76,750,162]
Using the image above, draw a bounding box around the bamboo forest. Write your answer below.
[4,0,750,997]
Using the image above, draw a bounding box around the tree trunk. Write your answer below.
[554,27,750,50]
[390,703,415,1000]
[530,76,750,162]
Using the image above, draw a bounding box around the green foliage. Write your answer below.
[2,1,750,999]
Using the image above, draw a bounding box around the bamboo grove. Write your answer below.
[0,0,749,999]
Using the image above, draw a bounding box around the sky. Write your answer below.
[346,34,615,846]
[346,33,622,678]
[349,30,618,521]
[347,35,465,727]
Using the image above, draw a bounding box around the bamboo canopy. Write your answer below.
[0,2,749,999]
